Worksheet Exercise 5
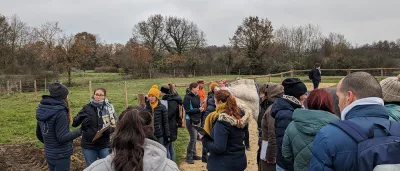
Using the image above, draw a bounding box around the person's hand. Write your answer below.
[200,107,205,112]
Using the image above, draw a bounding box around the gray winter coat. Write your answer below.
[84,138,180,171]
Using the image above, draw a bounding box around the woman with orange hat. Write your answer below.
[144,85,170,146]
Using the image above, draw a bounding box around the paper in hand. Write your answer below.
[92,124,111,142]
[260,140,269,161]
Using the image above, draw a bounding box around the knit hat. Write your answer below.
[209,82,219,92]
[160,85,170,94]
[148,85,160,98]
[380,75,400,102]
[266,83,284,101]
[282,78,307,99]
[49,82,69,100]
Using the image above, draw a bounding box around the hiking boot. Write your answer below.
[186,159,194,164]
[193,156,202,160]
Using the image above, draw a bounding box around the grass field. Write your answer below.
[0,71,389,168]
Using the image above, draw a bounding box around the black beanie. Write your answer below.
[282,78,307,99]
[49,83,69,100]
[160,86,170,94]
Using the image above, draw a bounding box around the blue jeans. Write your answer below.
[276,165,286,171]
[82,148,110,167]
[166,142,175,161]
[47,158,70,171]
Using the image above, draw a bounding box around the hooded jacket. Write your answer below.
[162,94,183,141]
[36,95,81,160]
[282,109,339,171]
[144,100,170,139]
[84,138,179,171]
[183,91,202,124]
[203,108,251,171]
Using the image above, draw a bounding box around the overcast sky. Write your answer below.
[1,0,399,46]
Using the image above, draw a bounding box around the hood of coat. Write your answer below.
[292,109,339,136]
[217,109,251,129]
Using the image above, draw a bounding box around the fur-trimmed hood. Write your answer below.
[217,110,251,128]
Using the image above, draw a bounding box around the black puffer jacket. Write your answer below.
[204,92,216,117]
[183,91,202,124]
[144,100,170,139]
[162,94,183,141]
[72,103,112,150]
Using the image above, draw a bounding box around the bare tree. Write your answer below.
[56,34,75,86]
[162,16,206,55]
[230,16,273,74]
[133,14,164,56]
[34,21,62,49]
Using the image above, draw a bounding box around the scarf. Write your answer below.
[341,97,384,120]
[90,98,117,128]
[204,103,226,135]
[150,100,159,114]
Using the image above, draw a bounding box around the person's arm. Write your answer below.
[162,106,171,138]
[183,96,200,114]
[203,121,229,154]
[282,123,294,163]
[55,110,82,143]
[72,107,87,127]
[308,131,334,171]
[36,123,44,143]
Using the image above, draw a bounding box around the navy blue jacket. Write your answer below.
[311,68,321,82]
[309,104,389,171]
[36,96,81,160]
[271,98,302,171]
[204,92,216,117]
[144,100,170,139]
[204,112,248,171]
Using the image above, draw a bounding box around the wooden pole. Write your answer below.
[290,70,294,77]
[89,80,92,97]
[381,68,384,77]
[268,75,271,82]
[280,74,283,82]
[34,80,37,98]
[138,94,146,108]
[173,69,176,78]
[124,81,128,108]
[19,80,22,94]
[211,69,213,76]
[149,69,152,79]
[239,69,241,75]
[44,78,47,92]
[347,70,351,75]
[7,81,10,95]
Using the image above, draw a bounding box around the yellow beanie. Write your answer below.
[148,84,160,98]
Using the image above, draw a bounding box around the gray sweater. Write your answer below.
[84,138,180,171]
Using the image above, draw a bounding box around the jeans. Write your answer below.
[313,81,320,89]
[186,119,198,160]
[276,165,286,171]
[47,158,70,171]
[82,148,110,167]
[165,142,175,161]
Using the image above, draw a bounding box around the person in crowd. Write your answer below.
[203,90,250,171]
[160,83,183,161]
[380,74,400,121]
[84,107,179,171]
[309,72,392,170]
[183,82,204,164]
[144,85,170,146]
[72,88,117,167]
[201,81,219,163]
[309,63,322,89]
[282,89,339,171]
[271,78,307,171]
[197,79,207,107]
[259,83,284,171]
[219,79,227,87]
[36,83,82,171]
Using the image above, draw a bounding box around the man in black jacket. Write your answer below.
[309,63,322,89]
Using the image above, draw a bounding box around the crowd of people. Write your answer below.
[35,70,400,171]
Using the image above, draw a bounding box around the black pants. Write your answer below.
[244,125,250,148]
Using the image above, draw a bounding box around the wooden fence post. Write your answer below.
[290,70,294,77]
[89,80,92,97]
[138,94,146,108]
[347,70,351,75]
[381,68,384,77]
[19,80,22,94]
[45,78,47,92]
[149,69,152,79]
[280,73,284,82]
[239,69,241,75]
[268,75,271,82]
[124,81,128,108]
[34,80,37,98]
[7,81,10,95]
[173,69,176,78]
[211,69,213,76]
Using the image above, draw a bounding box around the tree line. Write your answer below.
[1,13,400,86]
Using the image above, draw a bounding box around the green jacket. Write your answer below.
[282,109,339,171]
[385,104,400,121]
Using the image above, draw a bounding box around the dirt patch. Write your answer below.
[0,139,86,171]
[179,83,335,171]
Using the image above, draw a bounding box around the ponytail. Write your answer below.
[168,83,178,96]
[215,90,241,120]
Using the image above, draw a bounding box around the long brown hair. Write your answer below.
[111,107,153,171]
[214,90,241,120]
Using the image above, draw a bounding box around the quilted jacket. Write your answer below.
[282,109,339,171]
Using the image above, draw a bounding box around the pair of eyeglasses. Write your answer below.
[95,94,105,97]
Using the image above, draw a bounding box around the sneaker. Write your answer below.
[186,159,194,164]
[193,156,202,160]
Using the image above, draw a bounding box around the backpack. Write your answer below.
[308,69,313,80]
[331,120,400,171]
